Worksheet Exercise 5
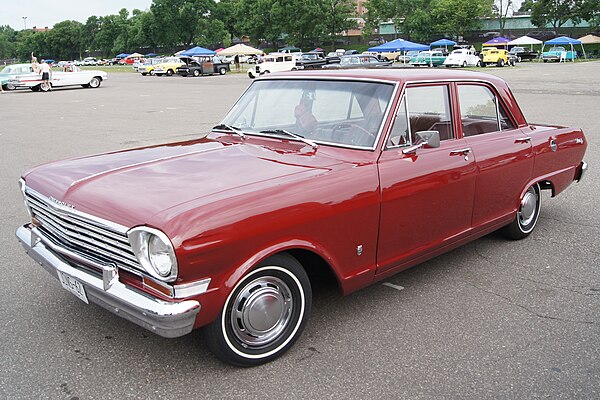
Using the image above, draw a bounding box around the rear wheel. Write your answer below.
[204,253,312,367]
[193,69,200,77]
[141,72,148,76]
[219,67,227,75]
[166,69,174,76]
[498,59,505,67]
[462,61,467,67]
[40,82,51,92]
[502,183,541,240]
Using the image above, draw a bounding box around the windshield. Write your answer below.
[220,79,395,148]
[0,66,13,74]
[340,56,360,65]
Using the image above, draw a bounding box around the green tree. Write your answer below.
[47,20,83,60]
[151,0,214,47]
[235,0,282,46]
[16,30,48,61]
[322,0,359,46]
[522,0,595,31]
[365,0,435,41]
[432,0,493,38]
[0,25,17,59]
[82,16,101,53]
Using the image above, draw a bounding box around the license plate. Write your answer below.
[58,271,89,304]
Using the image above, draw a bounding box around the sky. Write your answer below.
[2,0,153,30]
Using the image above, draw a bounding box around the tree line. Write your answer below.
[0,0,598,61]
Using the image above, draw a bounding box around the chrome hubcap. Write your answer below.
[231,276,293,347]
[518,188,537,226]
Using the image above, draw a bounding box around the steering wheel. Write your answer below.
[331,123,376,146]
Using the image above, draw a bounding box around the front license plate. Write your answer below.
[58,271,89,304]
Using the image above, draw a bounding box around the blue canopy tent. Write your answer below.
[543,36,586,60]
[180,46,216,57]
[145,52,159,57]
[430,38,457,50]
[115,53,130,59]
[368,38,429,52]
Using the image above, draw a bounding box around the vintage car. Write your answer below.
[481,47,514,67]
[247,53,299,78]
[542,46,577,62]
[137,58,165,76]
[443,49,482,67]
[15,70,587,367]
[322,55,393,69]
[0,63,36,90]
[10,64,108,92]
[294,52,340,70]
[396,50,420,63]
[152,57,186,76]
[176,56,230,76]
[409,51,446,67]
[508,46,539,62]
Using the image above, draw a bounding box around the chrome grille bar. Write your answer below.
[24,189,141,271]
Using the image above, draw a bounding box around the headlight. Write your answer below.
[127,227,178,281]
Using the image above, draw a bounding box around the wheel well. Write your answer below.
[538,180,555,196]
[94,76,103,81]
[284,249,341,293]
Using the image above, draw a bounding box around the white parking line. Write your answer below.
[382,282,405,291]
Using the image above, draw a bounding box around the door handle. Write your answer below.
[449,148,471,161]
[515,137,532,144]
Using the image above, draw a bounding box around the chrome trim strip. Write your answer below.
[174,278,211,299]
[16,225,200,338]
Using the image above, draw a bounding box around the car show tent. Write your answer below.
[482,37,510,48]
[368,38,429,52]
[507,35,542,47]
[430,38,457,49]
[115,53,130,58]
[126,52,144,58]
[577,34,600,44]
[218,44,262,56]
[181,46,216,56]
[543,36,586,60]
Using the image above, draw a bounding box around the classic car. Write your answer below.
[0,63,35,90]
[409,51,446,67]
[10,65,108,92]
[137,58,165,76]
[322,55,393,69]
[481,47,513,67]
[152,57,186,76]
[443,49,482,67]
[176,56,230,76]
[294,52,340,69]
[542,46,577,62]
[15,69,587,367]
[247,53,299,78]
[396,50,420,63]
[508,46,539,62]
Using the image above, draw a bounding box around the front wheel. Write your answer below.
[462,61,467,67]
[204,253,312,367]
[193,69,200,77]
[218,67,227,75]
[88,77,101,88]
[502,183,541,240]
[166,69,174,76]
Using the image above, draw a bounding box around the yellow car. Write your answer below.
[481,47,512,67]
[152,57,186,76]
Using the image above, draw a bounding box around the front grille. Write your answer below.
[25,190,141,271]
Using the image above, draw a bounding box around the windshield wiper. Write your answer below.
[212,124,246,139]
[259,129,318,149]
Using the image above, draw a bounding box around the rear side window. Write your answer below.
[458,85,515,136]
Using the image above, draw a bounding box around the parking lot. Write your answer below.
[1,62,599,399]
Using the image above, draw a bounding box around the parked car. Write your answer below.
[247,53,299,78]
[10,64,107,92]
[481,47,513,67]
[321,55,393,69]
[137,58,165,76]
[443,49,482,67]
[152,57,186,76]
[396,50,420,63]
[176,56,230,76]
[508,46,539,62]
[82,57,98,66]
[15,69,587,366]
[0,63,35,90]
[294,52,340,69]
[409,51,447,67]
[542,46,577,62]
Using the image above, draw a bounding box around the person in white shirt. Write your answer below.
[39,59,51,91]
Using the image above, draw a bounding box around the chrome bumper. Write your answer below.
[576,161,587,182]
[16,225,200,338]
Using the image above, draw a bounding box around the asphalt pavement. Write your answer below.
[1,62,599,399]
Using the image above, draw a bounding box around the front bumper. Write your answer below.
[16,225,200,338]
[576,161,588,182]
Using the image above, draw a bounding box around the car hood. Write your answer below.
[23,135,342,228]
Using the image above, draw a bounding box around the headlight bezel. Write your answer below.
[127,226,178,282]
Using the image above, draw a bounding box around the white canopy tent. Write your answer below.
[507,36,543,47]
[218,44,263,56]
[577,34,600,45]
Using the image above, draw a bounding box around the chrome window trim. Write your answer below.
[23,184,129,234]
[218,76,400,151]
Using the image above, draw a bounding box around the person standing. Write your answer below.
[39,59,51,91]
[234,54,240,72]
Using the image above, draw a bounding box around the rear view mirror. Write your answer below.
[402,131,441,154]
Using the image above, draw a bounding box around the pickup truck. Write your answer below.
[16,69,587,367]
[176,56,231,76]
[294,52,340,69]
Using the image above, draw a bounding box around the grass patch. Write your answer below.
[79,65,137,73]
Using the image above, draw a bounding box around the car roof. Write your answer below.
[270,68,510,87]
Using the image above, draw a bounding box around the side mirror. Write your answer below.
[402,131,441,154]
